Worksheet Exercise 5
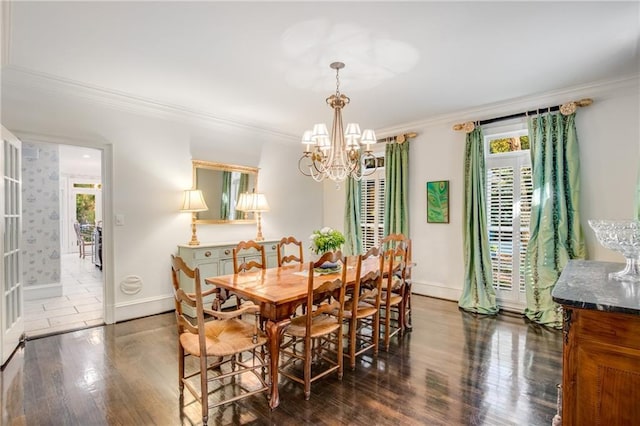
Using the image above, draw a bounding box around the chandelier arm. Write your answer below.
[297,155,314,177]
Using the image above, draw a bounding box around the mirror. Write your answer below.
[192,160,259,224]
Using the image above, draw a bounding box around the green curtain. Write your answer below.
[384,141,410,237]
[459,127,499,315]
[220,171,231,220]
[235,173,249,219]
[343,177,362,256]
[524,112,586,328]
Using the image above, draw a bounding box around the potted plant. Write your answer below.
[309,227,345,271]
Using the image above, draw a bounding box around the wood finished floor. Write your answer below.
[2,296,562,425]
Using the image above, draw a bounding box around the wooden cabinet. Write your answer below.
[177,240,278,316]
[560,307,640,425]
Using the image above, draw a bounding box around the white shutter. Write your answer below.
[519,166,533,292]
[487,166,514,290]
[359,165,385,252]
[360,179,376,251]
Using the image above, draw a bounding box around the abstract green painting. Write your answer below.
[427,180,449,223]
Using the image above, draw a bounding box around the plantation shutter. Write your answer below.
[359,169,385,252]
[487,166,514,290]
[519,166,533,291]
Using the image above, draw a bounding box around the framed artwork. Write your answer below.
[426,180,449,223]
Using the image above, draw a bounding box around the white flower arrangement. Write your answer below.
[309,227,345,254]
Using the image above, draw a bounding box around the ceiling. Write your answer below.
[4,1,639,141]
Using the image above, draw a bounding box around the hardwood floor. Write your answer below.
[2,296,562,425]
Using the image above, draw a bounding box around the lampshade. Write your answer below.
[235,192,252,212]
[248,193,270,212]
[236,192,270,212]
[181,189,208,212]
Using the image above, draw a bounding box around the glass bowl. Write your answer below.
[588,219,640,282]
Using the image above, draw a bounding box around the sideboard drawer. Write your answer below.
[194,248,220,260]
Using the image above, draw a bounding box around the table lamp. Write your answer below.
[181,189,208,246]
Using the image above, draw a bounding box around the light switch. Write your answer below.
[115,214,125,226]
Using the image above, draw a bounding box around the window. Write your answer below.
[485,127,532,308]
[360,156,385,252]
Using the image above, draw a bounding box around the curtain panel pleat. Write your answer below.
[524,112,586,328]
[459,127,499,315]
[384,141,410,237]
[344,177,362,256]
[220,171,232,219]
[236,173,249,219]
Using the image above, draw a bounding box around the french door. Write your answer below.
[1,126,24,366]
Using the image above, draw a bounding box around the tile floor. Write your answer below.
[24,253,104,338]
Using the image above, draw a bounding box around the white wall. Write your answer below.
[2,84,323,322]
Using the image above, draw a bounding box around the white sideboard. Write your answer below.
[177,240,279,316]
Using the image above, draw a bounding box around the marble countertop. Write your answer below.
[552,260,640,315]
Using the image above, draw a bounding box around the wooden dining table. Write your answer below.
[204,256,380,409]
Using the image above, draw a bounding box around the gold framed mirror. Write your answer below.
[192,160,259,224]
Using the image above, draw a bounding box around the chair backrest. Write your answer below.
[170,255,204,339]
[305,251,347,336]
[353,246,384,310]
[381,233,411,278]
[73,222,82,241]
[383,244,407,293]
[277,236,304,267]
[233,240,266,274]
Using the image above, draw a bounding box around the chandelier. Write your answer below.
[298,62,377,182]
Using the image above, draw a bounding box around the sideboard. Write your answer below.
[552,260,640,425]
[177,239,279,316]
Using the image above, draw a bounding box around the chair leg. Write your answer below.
[384,305,391,351]
[373,312,380,356]
[304,338,312,400]
[199,354,209,426]
[178,345,185,395]
[349,316,357,370]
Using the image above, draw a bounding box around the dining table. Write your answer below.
[204,255,381,409]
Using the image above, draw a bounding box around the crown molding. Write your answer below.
[2,65,299,142]
[376,73,640,138]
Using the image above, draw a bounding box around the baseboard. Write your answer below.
[412,280,461,302]
[24,283,63,301]
[114,294,174,322]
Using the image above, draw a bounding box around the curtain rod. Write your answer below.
[452,98,593,133]
[378,131,418,144]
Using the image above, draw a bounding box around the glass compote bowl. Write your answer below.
[588,219,640,282]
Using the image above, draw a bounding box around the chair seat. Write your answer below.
[180,319,267,357]
[380,293,403,306]
[342,301,377,320]
[286,313,340,338]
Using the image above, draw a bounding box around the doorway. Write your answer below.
[23,143,104,338]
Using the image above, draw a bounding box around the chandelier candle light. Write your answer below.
[299,62,378,183]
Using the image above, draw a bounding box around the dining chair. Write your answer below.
[341,247,383,370]
[379,245,408,351]
[171,255,269,426]
[278,251,347,400]
[277,236,304,267]
[227,240,267,309]
[233,240,266,273]
[73,221,93,259]
[381,233,413,331]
